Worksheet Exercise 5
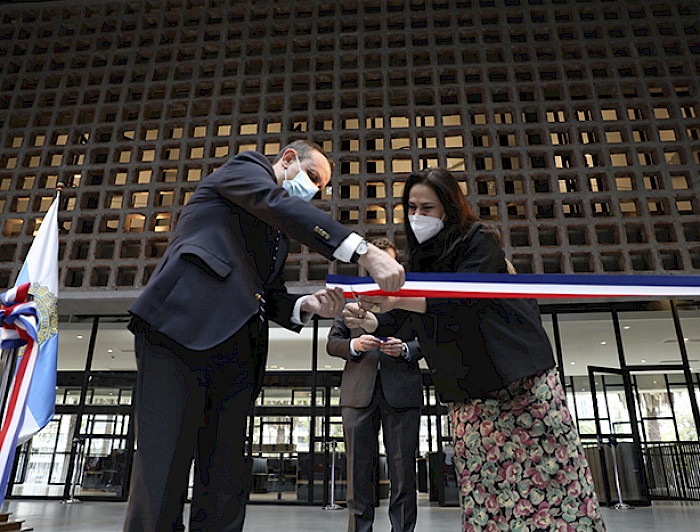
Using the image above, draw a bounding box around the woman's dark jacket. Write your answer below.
[374,222,555,403]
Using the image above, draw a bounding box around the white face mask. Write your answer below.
[282,156,319,202]
[409,214,445,244]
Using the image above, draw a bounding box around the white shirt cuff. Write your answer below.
[333,232,364,263]
[291,296,313,326]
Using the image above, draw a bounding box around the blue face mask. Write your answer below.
[282,156,319,202]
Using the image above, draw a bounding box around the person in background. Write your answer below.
[124,140,405,532]
[343,168,606,531]
[326,237,422,532]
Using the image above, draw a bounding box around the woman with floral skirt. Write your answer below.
[343,167,606,531]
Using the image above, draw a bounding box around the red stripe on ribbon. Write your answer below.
[340,289,617,299]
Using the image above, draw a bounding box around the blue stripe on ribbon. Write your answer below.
[327,272,700,288]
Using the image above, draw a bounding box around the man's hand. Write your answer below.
[352,335,383,353]
[341,302,379,332]
[358,243,405,293]
[379,337,403,358]
[300,287,345,318]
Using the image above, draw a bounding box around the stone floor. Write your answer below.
[3,497,700,531]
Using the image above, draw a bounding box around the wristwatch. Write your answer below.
[401,342,409,360]
[350,239,368,263]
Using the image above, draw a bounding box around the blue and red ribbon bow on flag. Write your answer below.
[0,283,40,501]
[326,272,700,299]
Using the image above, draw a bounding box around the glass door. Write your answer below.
[588,366,650,506]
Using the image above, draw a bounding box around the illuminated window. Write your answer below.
[615,176,634,191]
[365,206,386,224]
[391,159,413,173]
[605,131,623,143]
[652,107,670,119]
[658,129,676,141]
[125,214,146,232]
[610,153,629,167]
[131,192,149,208]
[239,123,258,135]
[579,131,598,144]
[444,136,464,148]
[108,194,123,209]
[4,219,23,237]
[664,151,681,165]
[154,213,171,232]
[671,175,689,189]
[389,116,409,128]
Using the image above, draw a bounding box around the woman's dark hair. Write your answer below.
[401,167,477,247]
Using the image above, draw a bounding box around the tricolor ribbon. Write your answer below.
[326,273,700,299]
[0,283,39,497]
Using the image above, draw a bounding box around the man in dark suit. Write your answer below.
[123,140,405,532]
[326,239,422,532]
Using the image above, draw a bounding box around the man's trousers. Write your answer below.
[123,318,259,532]
[342,377,421,532]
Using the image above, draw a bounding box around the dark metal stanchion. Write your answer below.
[322,440,342,511]
[62,437,84,504]
[609,436,632,511]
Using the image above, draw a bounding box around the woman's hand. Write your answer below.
[352,335,383,353]
[357,295,399,313]
[341,303,379,332]
[379,337,403,358]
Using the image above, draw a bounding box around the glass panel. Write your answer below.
[56,386,83,405]
[678,307,700,373]
[90,321,137,371]
[602,374,631,435]
[10,414,75,496]
[250,414,316,501]
[642,419,676,442]
[619,309,680,365]
[670,388,699,441]
[557,312,619,375]
[57,323,93,371]
[266,326,328,371]
[635,374,677,441]
[77,437,129,497]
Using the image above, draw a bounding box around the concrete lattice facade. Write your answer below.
[1,0,699,300]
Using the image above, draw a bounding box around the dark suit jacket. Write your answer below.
[130,151,353,358]
[375,223,555,403]
[326,313,423,409]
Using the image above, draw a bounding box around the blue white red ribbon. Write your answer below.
[0,283,39,501]
[326,273,700,299]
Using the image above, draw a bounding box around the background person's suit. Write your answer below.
[124,151,353,532]
[327,313,422,532]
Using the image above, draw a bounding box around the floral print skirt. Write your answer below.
[452,368,606,532]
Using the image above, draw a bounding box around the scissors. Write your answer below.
[350,287,364,312]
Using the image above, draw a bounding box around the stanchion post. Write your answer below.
[609,435,632,511]
[62,437,84,504]
[322,440,342,511]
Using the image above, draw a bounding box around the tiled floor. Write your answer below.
[3,498,700,531]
